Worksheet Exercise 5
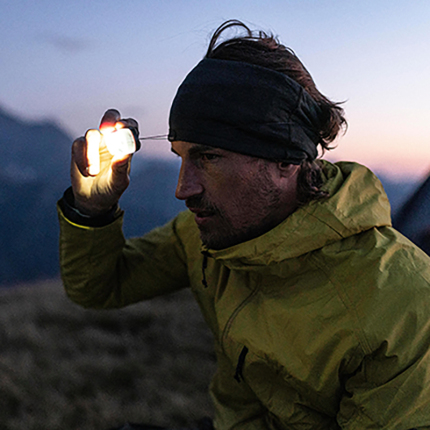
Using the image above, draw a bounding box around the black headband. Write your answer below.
[168,58,323,163]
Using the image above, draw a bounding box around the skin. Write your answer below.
[172,141,300,250]
[71,110,301,249]
[71,109,137,216]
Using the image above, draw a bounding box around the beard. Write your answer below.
[186,178,282,250]
[185,195,233,249]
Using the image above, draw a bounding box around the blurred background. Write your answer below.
[1,0,429,285]
[0,1,429,428]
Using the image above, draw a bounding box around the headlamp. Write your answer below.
[101,125,140,157]
[85,125,140,176]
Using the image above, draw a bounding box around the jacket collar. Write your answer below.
[202,161,392,271]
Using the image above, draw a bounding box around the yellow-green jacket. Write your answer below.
[58,161,430,429]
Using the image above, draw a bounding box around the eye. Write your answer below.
[200,153,219,162]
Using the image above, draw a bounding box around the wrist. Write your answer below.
[59,187,122,227]
[74,199,115,218]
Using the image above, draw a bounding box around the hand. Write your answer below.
[70,109,139,216]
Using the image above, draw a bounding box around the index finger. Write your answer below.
[100,109,121,130]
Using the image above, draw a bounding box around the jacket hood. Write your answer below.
[205,161,392,270]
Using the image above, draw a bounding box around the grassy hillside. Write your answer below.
[0,279,216,430]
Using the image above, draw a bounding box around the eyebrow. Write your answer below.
[188,144,216,156]
[170,143,217,157]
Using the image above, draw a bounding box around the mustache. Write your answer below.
[186,195,219,214]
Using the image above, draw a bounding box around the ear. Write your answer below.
[277,162,300,178]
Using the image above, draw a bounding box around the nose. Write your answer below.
[175,160,204,200]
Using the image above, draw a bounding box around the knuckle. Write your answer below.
[72,136,84,147]
[124,118,138,127]
[121,118,139,133]
[104,108,120,117]
[72,136,85,152]
[101,109,121,126]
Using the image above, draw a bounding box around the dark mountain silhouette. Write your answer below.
[0,107,71,285]
[120,157,185,238]
[377,176,418,214]
[392,173,430,254]
[0,105,427,286]
[0,107,70,182]
[0,107,184,286]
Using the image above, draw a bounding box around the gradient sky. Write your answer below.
[1,0,429,180]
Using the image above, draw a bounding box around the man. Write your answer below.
[58,20,430,429]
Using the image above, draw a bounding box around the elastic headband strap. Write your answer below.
[168,58,322,163]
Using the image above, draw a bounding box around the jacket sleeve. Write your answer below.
[336,315,430,430]
[58,204,190,309]
[334,244,430,429]
[337,345,430,429]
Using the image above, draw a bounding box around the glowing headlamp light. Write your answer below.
[101,125,140,157]
[85,124,141,176]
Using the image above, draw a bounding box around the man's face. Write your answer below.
[171,141,297,250]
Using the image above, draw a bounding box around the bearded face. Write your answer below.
[172,141,298,250]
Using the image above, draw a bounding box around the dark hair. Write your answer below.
[205,20,347,204]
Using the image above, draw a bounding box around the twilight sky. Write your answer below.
[1,0,429,180]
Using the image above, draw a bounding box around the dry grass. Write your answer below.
[0,279,216,430]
